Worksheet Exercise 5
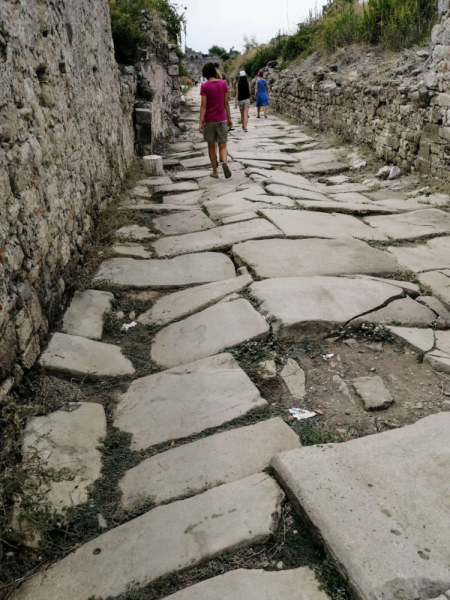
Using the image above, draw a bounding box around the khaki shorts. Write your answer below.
[203,121,228,144]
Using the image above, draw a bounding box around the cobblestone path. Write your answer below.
[12,90,450,600]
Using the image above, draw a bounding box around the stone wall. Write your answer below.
[184,46,222,79]
[0,0,179,394]
[269,4,450,179]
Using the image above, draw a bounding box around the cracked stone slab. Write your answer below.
[229,151,299,163]
[161,567,329,600]
[163,190,204,205]
[13,474,283,600]
[180,155,213,168]
[265,184,329,202]
[153,219,282,258]
[249,277,403,339]
[260,209,387,241]
[417,296,450,326]
[172,170,211,180]
[151,298,270,368]
[330,192,372,204]
[388,327,435,352]
[295,200,398,215]
[245,194,296,207]
[352,376,393,410]
[418,271,450,304]
[116,224,155,241]
[119,203,195,212]
[138,274,252,326]
[113,243,152,258]
[290,149,348,173]
[62,290,113,340]
[373,199,428,212]
[233,238,400,279]
[120,418,300,508]
[22,403,106,511]
[204,197,277,220]
[153,210,215,235]
[364,209,450,240]
[351,297,437,328]
[114,353,266,450]
[271,414,450,600]
[348,275,420,298]
[281,359,306,400]
[138,176,172,188]
[387,237,450,273]
[95,254,236,289]
[245,168,322,192]
[153,181,200,194]
[222,212,260,224]
[38,333,134,379]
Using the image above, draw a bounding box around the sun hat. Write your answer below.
[239,70,247,77]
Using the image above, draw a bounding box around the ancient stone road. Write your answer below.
[13,91,450,599]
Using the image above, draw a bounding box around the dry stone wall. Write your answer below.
[269,4,450,179]
[0,0,179,393]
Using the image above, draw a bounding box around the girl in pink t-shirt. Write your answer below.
[199,62,233,179]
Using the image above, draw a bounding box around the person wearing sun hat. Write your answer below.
[235,70,251,132]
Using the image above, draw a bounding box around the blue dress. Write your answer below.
[256,78,269,107]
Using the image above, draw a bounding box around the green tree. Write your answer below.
[208,45,227,57]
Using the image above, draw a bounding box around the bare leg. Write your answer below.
[240,106,245,129]
[243,106,249,130]
[219,142,228,163]
[257,106,261,118]
[208,142,218,175]
[264,105,268,118]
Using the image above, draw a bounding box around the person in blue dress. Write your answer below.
[255,70,270,118]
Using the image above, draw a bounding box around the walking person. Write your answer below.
[199,62,233,179]
[255,70,270,118]
[235,70,251,132]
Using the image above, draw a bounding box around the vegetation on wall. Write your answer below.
[223,0,437,77]
[109,0,186,64]
[208,45,240,61]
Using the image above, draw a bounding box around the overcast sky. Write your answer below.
[181,0,328,54]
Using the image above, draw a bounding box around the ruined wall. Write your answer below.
[0,0,179,394]
[269,3,450,178]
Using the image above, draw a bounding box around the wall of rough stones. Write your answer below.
[0,0,179,395]
[269,3,450,179]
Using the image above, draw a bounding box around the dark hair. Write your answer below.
[238,76,250,99]
[213,62,219,68]
[202,62,218,79]
[258,70,264,77]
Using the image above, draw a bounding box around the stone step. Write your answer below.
[271,413,450,600]
[13,473,283,600]
[137,274,252,326]
[161,567,329,600]
[94,253,236,289]
[38,333,135,379]
[232,238,400,279]
[61,290,113,340]
[119,417,300,508]
[153,219,283,258]
[151,298,270,368]
[114,353,267,451]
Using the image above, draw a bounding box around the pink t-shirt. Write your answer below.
[200,79,229,122]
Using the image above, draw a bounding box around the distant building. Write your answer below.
[185,47,222,78]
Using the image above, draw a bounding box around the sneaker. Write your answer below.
[222,163,232,179]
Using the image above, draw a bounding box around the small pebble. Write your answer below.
[116,311,124,319]
[277,561,284,570]
[129,311,136,320]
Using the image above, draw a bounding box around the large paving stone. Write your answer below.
[172,169,211,180]
[153,210,215,235]
[162,567,328,600]
[261,209,387,241]
[351,297,437,328]
[22,403,106,510]
[222,211,260,224]
[233,238,400,279]
[14,473,283,600]
[230,151,298,163]
[154,182,200,194]
[265,184,329,202]
[245,194,296,207]
[247,169,323,192]
[153,219,282,258]
[113,243,152,258]
[418,270,450,303]
[114,353,267,450]
[295,200,398,215]
[138,274,252,326]
[365,209,450,240]
[388,326,435,352]
[291,149,348,173]
[61,290,113,340]
[204,197,277,220]
[388,237,450,272]
[271,414,450,600]
[120,418,300,508]
[163,190,204,205]
[179,155,213,168]
[38,333,135,379]
[116,224,155,240]
[151,298,270,368]
[95,254,236,289]
[249,277,403,339]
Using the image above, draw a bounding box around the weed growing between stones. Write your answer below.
[87,503,351,600]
